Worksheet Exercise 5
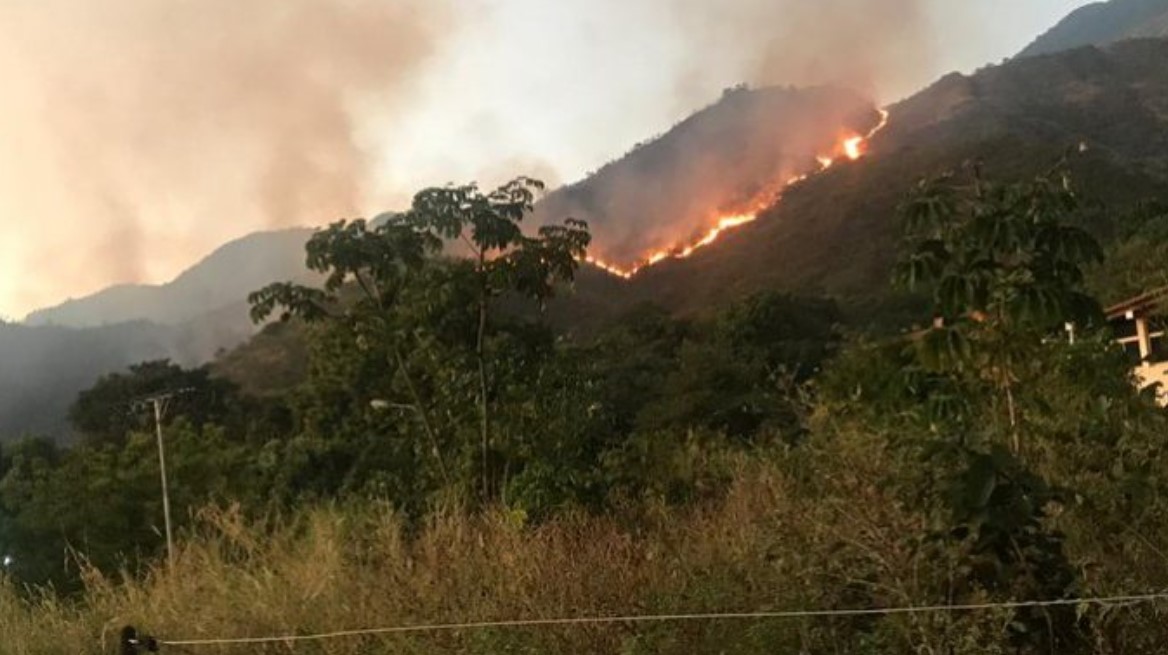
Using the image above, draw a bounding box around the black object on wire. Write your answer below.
[120,626,158,654]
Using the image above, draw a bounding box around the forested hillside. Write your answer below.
[601,39,1168,318]
[197,38,1168,408]
[0,316,254,438]
[1018,0,1168,58]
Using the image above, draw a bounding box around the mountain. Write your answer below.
[601,39,1168,318]
[531,85,877,269]
[216,39,1168,394]
[1018,0,1168,58]
[26,228,316,327]
[1,228,318,441]
[3,85,878,436]
[0,316,249,439]
[214,38,1168,391]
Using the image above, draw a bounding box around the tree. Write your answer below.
[810,166,1121,652]
[634,293,839,442]
[69,360,242,447]
[0,420,261,589]
[403,178,590,498]
[895,164,1103,453]
[250,217,450,484]
[250,177,590,504]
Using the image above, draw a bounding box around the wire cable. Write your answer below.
[159,591,1168,648]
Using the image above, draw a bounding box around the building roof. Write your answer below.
[1105,285,1168,320]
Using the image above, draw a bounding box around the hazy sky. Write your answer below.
[0,0,1091,319]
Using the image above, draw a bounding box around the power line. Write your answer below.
[140,591,1168,649]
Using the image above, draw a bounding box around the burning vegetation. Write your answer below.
[529,86,875,274]
[585,106,890,279]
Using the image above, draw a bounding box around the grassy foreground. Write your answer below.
[2,443,1166,655]
[0,456,927,655]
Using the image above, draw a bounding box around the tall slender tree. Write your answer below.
[403,177,590,499]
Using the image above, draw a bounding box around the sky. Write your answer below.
[0,0,1092,319]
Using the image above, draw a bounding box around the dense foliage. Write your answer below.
[2,171,1167,653]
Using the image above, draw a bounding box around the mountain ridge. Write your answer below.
[26,227,317,328]
[530,84,875,269]
[22,2,1168,335]
[1018,0,1168,59]
[572,39,1168,321]
[0,313,252,438]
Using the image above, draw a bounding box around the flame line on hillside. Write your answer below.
[585,108,890,279]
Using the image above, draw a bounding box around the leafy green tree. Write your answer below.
[69,360,243,447]
[810,167,1131,652]
[250,217,450,485]
[896,165,1103,453]
[0,420,261,589]
[636,293,839,442]
[403,178,590,498]
[250,178,590,505]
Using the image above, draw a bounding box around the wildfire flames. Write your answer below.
[587,108,890,279]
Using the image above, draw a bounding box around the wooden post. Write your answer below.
[1136,316,1152,364]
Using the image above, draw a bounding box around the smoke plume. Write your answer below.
[669,0,934,105]
[526,0,933,269]
[0,0,451,317]
[533,86,877,268]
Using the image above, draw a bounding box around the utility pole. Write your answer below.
[151,395,174,569]
[134,389,191,570]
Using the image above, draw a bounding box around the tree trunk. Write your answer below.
[393,347,449,485]
[1005,383,1020,455]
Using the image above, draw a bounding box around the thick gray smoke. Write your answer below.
[529,0,934,268]
[519,0,934,269]
[0,0,938,315]
[669,0,934,104]
[0,0,451,317]
[532,85,877,268]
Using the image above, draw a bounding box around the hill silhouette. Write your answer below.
[0,315,251,438]
[26,228,316,327]
[3,229,317,440]
[1019,0,1168,58]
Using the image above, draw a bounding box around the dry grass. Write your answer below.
[0,458,892,654]
[2,444,1163,654]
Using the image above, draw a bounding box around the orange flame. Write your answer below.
[586,108,890,278]
[843,136,864,160]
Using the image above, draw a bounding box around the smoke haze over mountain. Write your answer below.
[531,86,876,268]
[0,0,452,317]
[534,0,932,267]
[0,0,1092,318]
[667,0,934,104]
